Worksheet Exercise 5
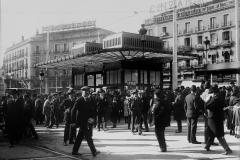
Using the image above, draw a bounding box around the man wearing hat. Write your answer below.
[71,86,99,157]
[184,85,201,144]
[61,89,76,145]
[205,84,232,155]
[130,89,142,135]
[172,88,185,133]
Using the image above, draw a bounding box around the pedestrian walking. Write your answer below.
[152,89,171,152]
[130,89,142,135]
[205,84,232,155]
[43,95,52,128]
[71,86,100,157]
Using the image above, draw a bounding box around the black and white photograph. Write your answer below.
[0,0,240,159]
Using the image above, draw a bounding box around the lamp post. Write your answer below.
[39,70,44,94]
[139,24,147,57]
[172,0,178,91]
[204,36,210,81]
[235,0,240,85]
[204,36,210,65]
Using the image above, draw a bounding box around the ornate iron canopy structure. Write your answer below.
[34,47,198,70]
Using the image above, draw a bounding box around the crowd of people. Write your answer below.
[0,81,240,157]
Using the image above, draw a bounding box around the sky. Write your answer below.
[0,0,212,66]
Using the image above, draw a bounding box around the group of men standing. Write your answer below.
[0,92,38,147]
[1,81,237,156]
[184,82,233,155]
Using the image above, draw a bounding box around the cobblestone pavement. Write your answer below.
[0,120,239,160]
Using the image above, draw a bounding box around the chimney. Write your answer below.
[21,36,24,41]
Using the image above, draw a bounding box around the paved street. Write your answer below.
[0,120,239,160]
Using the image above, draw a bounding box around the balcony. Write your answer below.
[160,32,169,37]
[208,24,219,31]
[178,45,192,52]
[219,40,234,47]
[183,29,194,35]
[195,44,204,51]
[209,42,219,49]
[207,61,240,71]
[195,26,206,33]
[221,21,233,28]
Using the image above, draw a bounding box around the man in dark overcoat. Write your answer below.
[184,85,201,144]
[62,89,76,145]
[71,86,100,157]
[172,89,185,133]
[130,89,142,135]
[205,84,232,155]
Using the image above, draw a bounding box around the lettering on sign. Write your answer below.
[42,21,96,33]
[149,0,212,14]
[146,0,234,25]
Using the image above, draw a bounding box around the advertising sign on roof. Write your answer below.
[149,0,212,15]
[42,21,96,33]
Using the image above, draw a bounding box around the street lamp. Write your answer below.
[204,36,210,65]
[9,74,13,88]
[39,70,44,94]
[139,24,147,57]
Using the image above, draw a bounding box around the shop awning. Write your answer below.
[34,47,198,69]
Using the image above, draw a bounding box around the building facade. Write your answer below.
[3,22,114,93]
[144,0,240,85]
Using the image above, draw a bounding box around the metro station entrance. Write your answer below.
[35,32,197,93]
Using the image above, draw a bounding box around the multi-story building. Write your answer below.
[144,0,240,85]
[3,21,114,93]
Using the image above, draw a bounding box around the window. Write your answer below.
[140,70,148,84]
[212,55,217,64]
[185,22,190,33]
[210,17,216,29]
[223,14,229,26]
[96,74,103,86]
[36,46,39,53]
[118,37,121,45]
[87,75,94,86]
[150,71,160,85]
[186,60,190,67]
[107,70,121,85]
[197,36,203,44]
[198,20,203,31]
[210,33,217,44]
[162,27,167,33]
[222,31,230,41]
[124,70,138,85]
[148,29,153,36]
[55,44,60,53]
[63,43,68,52]
[184,37,191,47]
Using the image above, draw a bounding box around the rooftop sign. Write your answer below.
[149,0,212,15]
[146,0,234,25]
[42,21,96,33]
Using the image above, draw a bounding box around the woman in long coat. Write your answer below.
[205,85,232,155]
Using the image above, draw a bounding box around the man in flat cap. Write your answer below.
[71,86,99,157]
[184,85,201,144]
